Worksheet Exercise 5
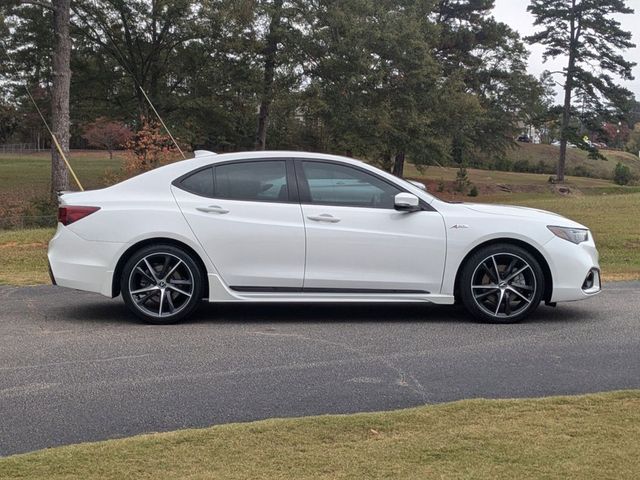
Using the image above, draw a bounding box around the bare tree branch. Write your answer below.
[17,0,53,10]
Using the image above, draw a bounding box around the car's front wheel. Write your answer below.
[121,244,204,324]
[459,243,544,323]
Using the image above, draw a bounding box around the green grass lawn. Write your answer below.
[0,228,54,285]
[1,390,638,479]
[0,151,121,194]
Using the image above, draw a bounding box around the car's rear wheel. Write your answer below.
[459,244,544,323]
[121,244,203,324]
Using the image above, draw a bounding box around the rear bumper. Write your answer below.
[48,224,124,297]
[48,262,57,285]
[545,235,602,302]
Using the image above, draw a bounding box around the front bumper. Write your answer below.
[545,235,602,302]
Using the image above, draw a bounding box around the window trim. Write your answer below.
[294,158,435,211]
[172,158,299,204]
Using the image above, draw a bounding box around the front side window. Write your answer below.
[214,161,288,202]
[300,161,401,209]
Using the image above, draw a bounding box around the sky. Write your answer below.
[492,0,640,101]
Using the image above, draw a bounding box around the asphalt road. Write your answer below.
[1,283,639,456]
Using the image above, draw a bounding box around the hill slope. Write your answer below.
[504,143,640,179]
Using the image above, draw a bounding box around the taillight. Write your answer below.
[58,206,100,226]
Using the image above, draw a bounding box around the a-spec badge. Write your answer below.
[450,224,470,229]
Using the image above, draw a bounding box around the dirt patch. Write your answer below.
[0,242,47,249]
[414,178,553,201]
[550,184,584,196]
[624,238,640,249]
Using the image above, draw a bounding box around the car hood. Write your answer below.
[462,203,587,229]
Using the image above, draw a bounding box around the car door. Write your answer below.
[296,159,446,294]
[172,158,305,289]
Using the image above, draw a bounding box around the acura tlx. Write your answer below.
[48,151,601,324]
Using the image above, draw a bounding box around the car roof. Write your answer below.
[194,150,366,165]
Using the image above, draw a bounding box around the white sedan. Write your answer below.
[48,151,601,324]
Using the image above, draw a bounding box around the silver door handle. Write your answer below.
[196,205,229,214]
[307,214,340,223]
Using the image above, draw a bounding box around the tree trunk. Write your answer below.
[255,0,283,151]
[380,153,392,172]
[558,66,573,183]
[50,0,71,198]
[255,101,271,151]
[392,152,405,177]
[558,0,578,183]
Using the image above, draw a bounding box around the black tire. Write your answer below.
[459,243,544,323]
[121,244,203,324]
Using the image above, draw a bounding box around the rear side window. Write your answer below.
[214,161,288,202]
[179,167,214,197]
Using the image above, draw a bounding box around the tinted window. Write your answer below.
[214,161,288,202]
[180,167,213,197]
[301,161,400,209]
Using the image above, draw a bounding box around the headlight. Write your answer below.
[547,225,589,244]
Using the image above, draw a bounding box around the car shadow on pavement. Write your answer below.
[55,298,468,325]
[192,302,590,326]
[192,301,471,325]
[58,296,590,327]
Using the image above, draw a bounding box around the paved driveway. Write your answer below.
[1,283,638,456]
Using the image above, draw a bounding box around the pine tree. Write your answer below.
[433,0,539,162]
[306,0,452,176]
[527,0,636,182]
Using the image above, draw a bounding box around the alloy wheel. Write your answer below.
[470,253,537,319]
[127,252,195,319]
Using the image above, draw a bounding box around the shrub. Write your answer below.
[568,165,593,178]
[123,118,186,177]
[454,167,471,193]
[534,160,555,174]
[613,162,632,185]
[513,159,531,173]
[492,157,513,171]
[23,197,58,228]
[468,184,479,197]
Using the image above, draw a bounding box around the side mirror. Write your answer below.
[394,192,421,212]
